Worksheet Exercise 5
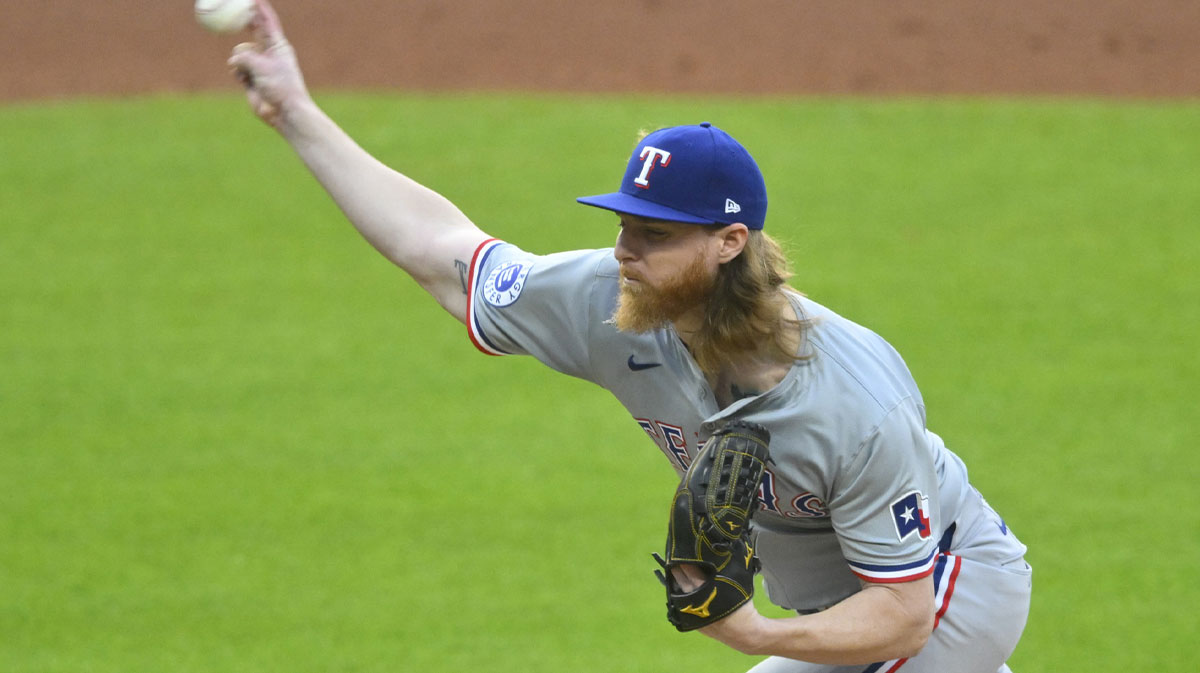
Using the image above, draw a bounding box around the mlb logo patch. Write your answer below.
[891,491,932,541]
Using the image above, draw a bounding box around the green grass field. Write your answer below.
[2,93,1197,672]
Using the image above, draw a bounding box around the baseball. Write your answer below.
[195,0,256,34]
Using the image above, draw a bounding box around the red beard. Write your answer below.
[612,254,715,333]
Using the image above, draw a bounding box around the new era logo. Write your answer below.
[725,198,741,214]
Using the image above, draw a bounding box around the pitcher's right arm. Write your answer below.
[228,0,489,323]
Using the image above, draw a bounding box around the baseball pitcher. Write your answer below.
[226,2,1032,671]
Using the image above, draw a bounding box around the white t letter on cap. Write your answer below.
[633,146,672,189]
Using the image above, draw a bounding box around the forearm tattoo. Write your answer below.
[455,259,469,295]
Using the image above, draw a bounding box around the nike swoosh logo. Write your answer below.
[627,355,662,371]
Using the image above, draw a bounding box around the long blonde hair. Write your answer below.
[688,230,808,374]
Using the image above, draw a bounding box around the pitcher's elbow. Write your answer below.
[897,611,935,658]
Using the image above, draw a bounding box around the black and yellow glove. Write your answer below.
[653,420,771,631]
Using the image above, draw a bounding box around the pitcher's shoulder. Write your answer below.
[794,295,925,417]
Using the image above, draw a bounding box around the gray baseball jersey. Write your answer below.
[465,240,1028,620]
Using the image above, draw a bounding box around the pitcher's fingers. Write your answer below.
[250,0,286,49]
[230,41,259,58]
[670,564,708,591]
[228,43,265,70]
[228,44,266,88]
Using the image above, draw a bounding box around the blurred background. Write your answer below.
[2,2,1197,673]
[2,0,1198,101]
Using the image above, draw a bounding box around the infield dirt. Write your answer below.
[2,0,1198,101]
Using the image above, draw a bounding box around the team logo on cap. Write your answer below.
[633,146,672,189]
[891,490,932,541]
[483,261,532,307]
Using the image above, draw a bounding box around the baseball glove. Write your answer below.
[653,420,771,631]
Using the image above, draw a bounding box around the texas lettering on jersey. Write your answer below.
[635,418,690,469]
[634,418,829,521]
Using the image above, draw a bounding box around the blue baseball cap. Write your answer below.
[576,122,767,230]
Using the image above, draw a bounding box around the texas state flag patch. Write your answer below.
[891,491,932,541]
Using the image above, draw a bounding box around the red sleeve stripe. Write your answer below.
[465,238,507,356]
[847,547,938,584]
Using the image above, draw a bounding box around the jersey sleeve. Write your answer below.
[465,239,611,380]
[827,399,941,584]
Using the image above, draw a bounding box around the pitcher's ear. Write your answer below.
[715,223,749,264]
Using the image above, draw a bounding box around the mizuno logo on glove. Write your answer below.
[680,588,718,619]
